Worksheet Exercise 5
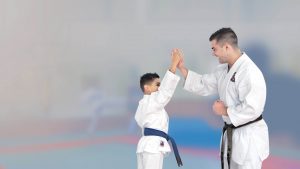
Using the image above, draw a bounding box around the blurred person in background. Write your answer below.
[127,67,143,134]
[81,76,106,135]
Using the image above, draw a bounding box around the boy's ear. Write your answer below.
[144,85,149,92]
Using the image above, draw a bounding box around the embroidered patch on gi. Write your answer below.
[160,141,164,147]
[230,72,236,82]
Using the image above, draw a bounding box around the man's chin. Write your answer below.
[218,60,224,64]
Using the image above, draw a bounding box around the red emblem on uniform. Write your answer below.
[160,141,164,147]
[231,72,236,82]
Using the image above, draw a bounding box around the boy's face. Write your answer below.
[144,78,161,95]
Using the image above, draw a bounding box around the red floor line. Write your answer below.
[0,135,129,154]
[1,135,300,168]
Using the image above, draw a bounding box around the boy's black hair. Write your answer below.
[140,73,160,92]
[209,27,238,48]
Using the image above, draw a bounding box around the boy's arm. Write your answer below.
[152,70,180,109]
[150,52,181,109]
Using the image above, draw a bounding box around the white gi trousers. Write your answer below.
[222,131,262,169]
[137,152,164,169]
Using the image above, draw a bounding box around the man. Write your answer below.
[173,27,269,169]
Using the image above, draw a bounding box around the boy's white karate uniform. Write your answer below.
[135,70,180,169]
[184,53,269,169]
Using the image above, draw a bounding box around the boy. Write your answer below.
[135,53,182,169]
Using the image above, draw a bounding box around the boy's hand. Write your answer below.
[172,48,183,63]
[170,48,183,73]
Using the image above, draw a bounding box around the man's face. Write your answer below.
[145,78,160,94]
[210,40,228,64]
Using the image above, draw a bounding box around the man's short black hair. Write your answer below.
[140,73,160,92]
[209,27,238,48]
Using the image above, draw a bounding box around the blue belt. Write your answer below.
[144,128,183,167]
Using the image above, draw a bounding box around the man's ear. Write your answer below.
[224,43,229,49]
[224,43,231,52]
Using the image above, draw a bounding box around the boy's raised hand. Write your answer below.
[170,48,182,73]
[171,48,188,78]
[172,48,183,64]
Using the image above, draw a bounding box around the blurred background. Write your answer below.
[0,0,300,168]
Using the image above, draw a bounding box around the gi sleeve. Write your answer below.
[150,70,180,110]
[184,70,218,96]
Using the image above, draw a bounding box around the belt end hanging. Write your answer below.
[176,157,183,167]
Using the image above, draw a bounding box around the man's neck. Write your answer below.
[228,49,242,69]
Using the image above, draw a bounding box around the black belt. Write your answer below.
[144,128,183,167]
[221,115,263,169]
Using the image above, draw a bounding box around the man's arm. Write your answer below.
[172,48,219,96]
[227,70,266,126]
[178,62,188,79]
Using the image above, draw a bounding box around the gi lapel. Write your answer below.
[224,54,247,103]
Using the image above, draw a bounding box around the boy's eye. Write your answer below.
[156,83,160,87]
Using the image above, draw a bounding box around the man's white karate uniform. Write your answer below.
[135,70,180,169]
[184,53,269,169]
